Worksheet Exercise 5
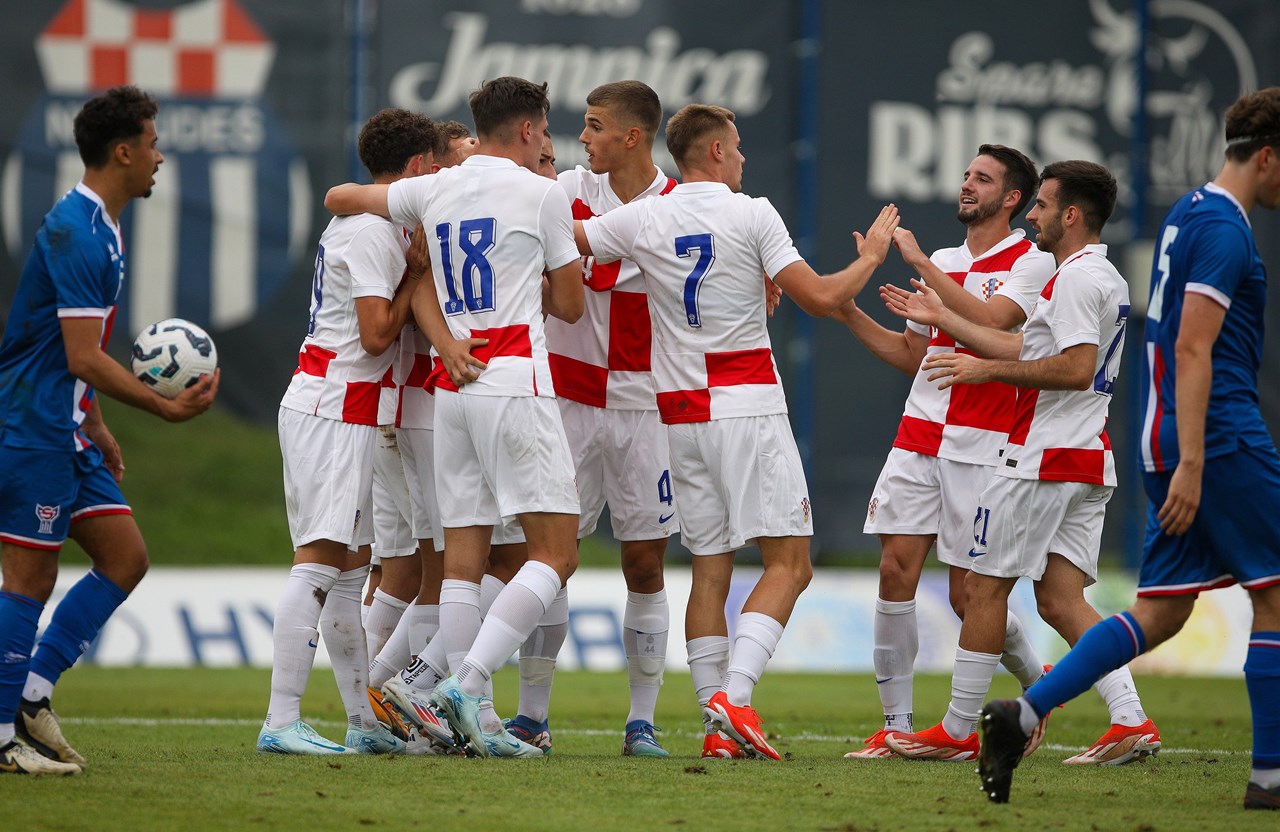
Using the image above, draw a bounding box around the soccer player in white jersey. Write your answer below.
[325,76,584,758]
[831,145,1054,758]
[530,80,681,758]
[880,161,1160,766]
[575,103,899,759]
[257,108,436,756]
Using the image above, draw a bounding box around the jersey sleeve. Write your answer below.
[537,182,581,271]
[387,177,428,231]
[45,221,110,318]
[582,200,644,265]
[344,222,404,300]
[1181,218,1253,310]
[994,249,1055,319]
[1045,263,1107,351]
[752,198,804,278]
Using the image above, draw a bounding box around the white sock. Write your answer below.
[0,724,13,745]
[364,588,410,661]
[320,566,376,731]
[623,589,668,725]
[440,579,482,675]
[1253,767,1280,790]
[722,612,785,707]
[1094,666,1147,727]
[458,561,560,697]
[408,603,440,656]
[369,605,413,690]
[518,586,568,723]
[942,647,1001,739]
[1000,610,1044,689]
[266,563,339,729]
[1016,696,1040,735]
[687,635,730,709]
[872,597,917,732]
[22,673,54,704]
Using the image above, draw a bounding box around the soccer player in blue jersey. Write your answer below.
[0,86,218,776]
[977,87,1280,810]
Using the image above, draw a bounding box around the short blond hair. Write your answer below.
[664,104,735,168]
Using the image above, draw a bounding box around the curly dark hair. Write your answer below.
[358,108,436,178]
[1040,160,1117,234]
[74,85,159,168]
[1224,87,1280,163]
[468,77,549,139]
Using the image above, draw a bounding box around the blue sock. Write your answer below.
[1025,611,1147,718]
[29,569,128,689]
[1245,631,1280,771]
[0,591,43,725]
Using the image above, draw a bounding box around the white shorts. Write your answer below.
[398,426,443,553]
[372,426,417,559]
[968,475,1112,585]
[864,448,995,568]
[559,399,678,541]
[278,407,375,550]
[433,391,579,528]
[668,414,811,556]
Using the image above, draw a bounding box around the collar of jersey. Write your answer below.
[74,181,121,234]
[1203,181,1251,229]
[460,154,520,169]
[669,181,731,194]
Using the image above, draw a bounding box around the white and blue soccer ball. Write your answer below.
[130,318,218,399]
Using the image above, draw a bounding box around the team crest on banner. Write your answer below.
[1,0,310,337]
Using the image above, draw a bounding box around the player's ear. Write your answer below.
[113,138,133,167]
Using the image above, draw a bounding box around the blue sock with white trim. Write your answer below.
[28,569,128,689]
[1245,631,1280,781]
[1024,611,1146,718]
[0,592,43,728]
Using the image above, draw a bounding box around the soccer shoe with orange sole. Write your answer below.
[883,722,980,761]
[367,687,413,742]
[1061,719,1161,765]
[704,691,780,760]
[843,728,897,759]
[702,729,746,759]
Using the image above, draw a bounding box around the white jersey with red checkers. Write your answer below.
[393,321,435,429]
[996,243,1130,486]
[387,154,580,398]
[894,231,1055,465]
[280,213,407,426]
[545,165,677,410]
[582,181,803,424]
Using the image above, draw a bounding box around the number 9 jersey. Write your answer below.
[387,155,580,398]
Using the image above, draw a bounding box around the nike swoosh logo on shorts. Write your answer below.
[659,513,674,524]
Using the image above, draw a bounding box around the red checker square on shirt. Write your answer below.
[342,381,380,425]
[549,353,607,408]
[607,291,652,372]
[705,348,775,387]
[657,388,712,424]
[946,380,1017,433]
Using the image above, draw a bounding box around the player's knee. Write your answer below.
[621,544,665,590]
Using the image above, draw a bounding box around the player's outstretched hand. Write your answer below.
[882,278,944,326]
[892,227,929,268]
[406,223,431,279]
[921,352,987,389]
[440,337,488,386]
[764,273,782,317]
[851,204,900,267]
[163,368,220,422]
[1157,463,1201,535]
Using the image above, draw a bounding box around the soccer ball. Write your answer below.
[130,318,218,399]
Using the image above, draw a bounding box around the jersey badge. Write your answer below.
[35,503,61,535]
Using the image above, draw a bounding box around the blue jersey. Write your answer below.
[1140,183,1270,473]
[0,184,125,453]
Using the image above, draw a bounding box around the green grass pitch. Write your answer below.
[4,667,1271,831]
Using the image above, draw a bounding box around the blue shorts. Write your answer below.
[1139,441,1280,596]
[0,444,130,551]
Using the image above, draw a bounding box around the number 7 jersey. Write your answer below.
[388,155,580,398]
[582,181,804,424]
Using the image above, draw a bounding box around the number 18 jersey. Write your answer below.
[582,181,804,424]
[388,154,580,398]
